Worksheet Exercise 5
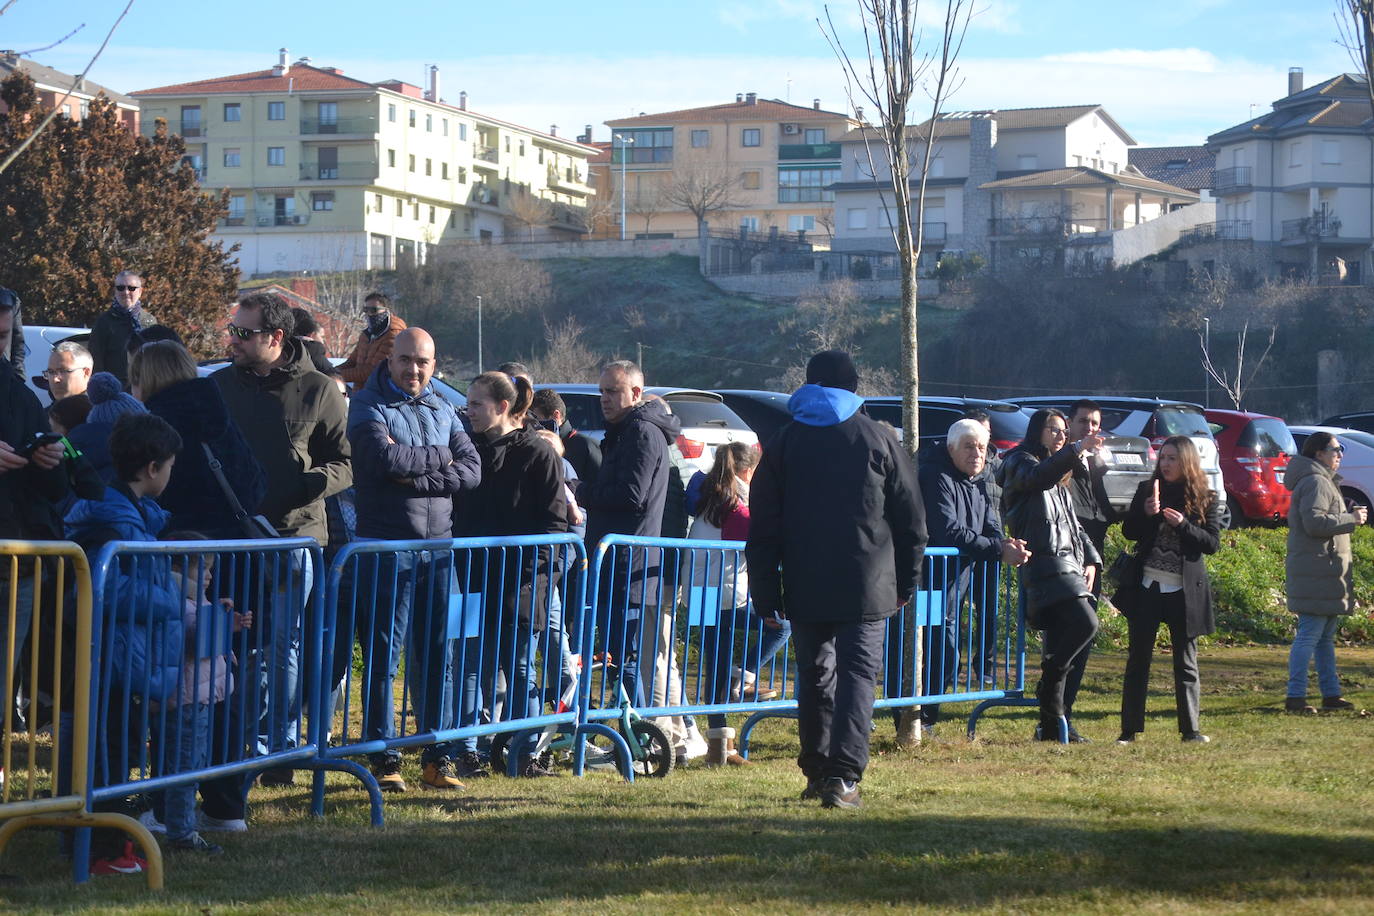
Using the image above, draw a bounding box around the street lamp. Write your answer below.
[1203,316,1210,408]
[615,133,634,241]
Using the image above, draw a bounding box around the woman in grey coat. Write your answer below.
[1283,430,1366,713]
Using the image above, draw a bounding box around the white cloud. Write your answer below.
[1042,48,1222,72]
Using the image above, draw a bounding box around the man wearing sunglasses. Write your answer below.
[337,292,406,387]
[89,271,157,385]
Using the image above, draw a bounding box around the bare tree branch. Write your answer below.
[0,0,134,176]
[16,22,87,57]
[660,166,741,227]
[1199,320,1278,409]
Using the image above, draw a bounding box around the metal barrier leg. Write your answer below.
[738,709,799,759]
[965,694,1035,739]
[0,812,164,890]
[572,724,634,783]
[308,760,385,827]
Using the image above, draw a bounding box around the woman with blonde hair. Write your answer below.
[1114,435,1222,744]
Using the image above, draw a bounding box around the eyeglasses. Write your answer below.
[226,324,271,340]
[42,368,77,378]
[1045,427,1069,438]
[114,285,142,292]
[1327,445,1346,454]
[362,307,383,315]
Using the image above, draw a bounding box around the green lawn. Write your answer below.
[2,646,1372,914]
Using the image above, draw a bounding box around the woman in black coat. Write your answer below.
[454,371,567,777]
[1113,435,1221,744]
[130,341,266,538]
[997,408,1103,741]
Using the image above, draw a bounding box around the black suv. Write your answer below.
[861,396,1029,452]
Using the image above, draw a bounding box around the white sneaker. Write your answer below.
[137,809,166,835]
[197,810,248,833]
[681,729,709,761]
[583,747,619,772]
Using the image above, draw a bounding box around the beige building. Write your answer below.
[603,94,858,240]
[132,50,597,276]
[1201,68,1373,283]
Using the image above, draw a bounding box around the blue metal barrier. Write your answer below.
[315,534,587,809]
[579,538,1036,771]
[77,537,336,878]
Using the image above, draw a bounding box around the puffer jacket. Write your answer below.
[338,314,407,387]
[998,443,1100,615]
[169,571,235,707]
[1284,454,1359,616]
[65,485,184,701]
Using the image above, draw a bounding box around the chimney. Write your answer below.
[745,91,757,105]
[459,90,468,111]
[585,124,592,142]
[1288,66,1304,97]
[550,124,558,136]
[855,106,864,121]
[429,65,440,102]
[736,93,744,103]
[813,98,821,110]
[273,47,289,77]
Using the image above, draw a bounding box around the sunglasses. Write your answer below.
[1327,445,1346,454]
[114,285,142,292]
[1045,427,1069,438]
[226,324,271,340]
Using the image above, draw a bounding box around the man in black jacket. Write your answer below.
[578,360,680,707]
[89,271,156,385]
[747,351,926,809]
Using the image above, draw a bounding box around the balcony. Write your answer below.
[475,145,500,164]
[221,209,253,228]
[298,160,380,181]
[1281,213,1340,242]
[1179,220,1253,245]
[778,142,842,161]
[471,184,500,208]
[548,164,590,192]
[777,188,835,203]
[1212,166,1252,194]
[180,121,204,137]
[921,222,946,243]
[300,116,377,134]
[256,211,310,227]
[989,216,1109,237]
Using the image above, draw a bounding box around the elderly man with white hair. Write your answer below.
[913,418,1030,729]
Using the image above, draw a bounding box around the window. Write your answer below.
[930,156,944,178]
[316,146,338,179]
[79,101,89,119]
[538,149,544,164]
[409,109,416,127]
[425,158,432,176]
[442,163,449,179]
[387,149,396,168]
[61,104,71,118]
[742,128,761,147]
[691,129,710,148]
[613,128,674,163]
[425,113,432,132]
[442,119,448,136]
[847,208,868,230]
[1289,141,1303,167]
[267,101,285,121]
[788,214,816,232]
[804,128,825,144]
[519,140,525,156]
[742,170,761,190]
[374,193,383,211]
[396,198,403,217]
[740,216,759,231]
[180,105,202,135]
[429,205,436,223]
[413,202,420,220]
[459,123,467,140]
[1322,139,1341,165]
[318,102,338,128]
[223,147,241,167]
[388,104,397,123]
[458,166,467,183]
[267,146,285,166]
[777,166,840,202]
[227,196,245,223]
[223,103,241,122]
[505,136,511,152]
[1016,154,1038,170]
[312,191,335,211]
[409,154,416,172]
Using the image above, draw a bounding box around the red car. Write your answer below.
[1205,409,1297,525]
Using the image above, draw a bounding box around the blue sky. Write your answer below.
[2,0,1357,146]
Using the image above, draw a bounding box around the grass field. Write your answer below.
[2,646,1372,914]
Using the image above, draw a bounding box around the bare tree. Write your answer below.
[507,188,553,241]
[787,277,868,352]
[1199,320,1278,410]
[816,209,837,244]
[626,185,664,237]
[311,268,378,355]
[661,167,741,231]
[580,193,617,238]
[527,316,603,383]
[1336,2,1374,280]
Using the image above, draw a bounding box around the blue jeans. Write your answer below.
[1287,613,1342,699]
[253,547,312,755]
[457,614,538,755]
[701,607,791,728]
[1,574,35,723]
[543,591,577,705]
[359,550,455,765]
[151,702,211,841]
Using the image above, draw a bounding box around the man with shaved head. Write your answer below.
[347,325,481,792]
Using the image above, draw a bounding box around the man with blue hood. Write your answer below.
[746,350,926,809]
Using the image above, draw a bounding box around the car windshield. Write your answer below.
[665,398,748,430]
[1237,418,1295,457]
[560,394,606,432]
[1155,407,1212,438]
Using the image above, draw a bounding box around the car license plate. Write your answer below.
[1113,453,1143,467]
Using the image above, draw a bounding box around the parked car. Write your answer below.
[860,396,1029,453]
[1007,396,1227,523]
[1287,425,1374,518]
[1319,410,1374,434]
[537,384,758,484]
[20,325,90,402]
[711,389,792,445]
[1206,409,1296,525]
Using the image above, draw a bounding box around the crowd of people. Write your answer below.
[0,275,1367,865]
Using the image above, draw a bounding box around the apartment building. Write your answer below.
[603,94,858,239]
[829,105,1205,273]
[1202,68,1372,283]
[0,52,139,131]
[132,50,597,276]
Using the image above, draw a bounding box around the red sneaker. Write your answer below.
[91,841,148,877]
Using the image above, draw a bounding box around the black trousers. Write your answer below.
[792,618,886,783]
[1120,584,1199,735]
[1035,596,1099,731]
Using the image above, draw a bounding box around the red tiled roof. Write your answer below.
[588,141,613,164]
[132,64,374,96]
[607,98,852,127]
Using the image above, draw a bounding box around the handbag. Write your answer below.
[1106,549,1142,589]
[201,443,282,539]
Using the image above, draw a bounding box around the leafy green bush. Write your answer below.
[1098,525,1374,647]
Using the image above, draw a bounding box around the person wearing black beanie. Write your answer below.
[805,349,860,392]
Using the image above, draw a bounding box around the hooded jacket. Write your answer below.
[580,398,681,547]
[338,313,407,387]
[211,337,352,543]
[1284,454,1359,616]
[0,358,68,545]
[746,384,927,624]
[89,303,156,384]
[145,377,268,538]
[348,360,480,539]
[65,485,183,701]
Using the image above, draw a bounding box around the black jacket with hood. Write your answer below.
[211,337,351,543]
[0,359,67,546]
[747,384,927,624]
